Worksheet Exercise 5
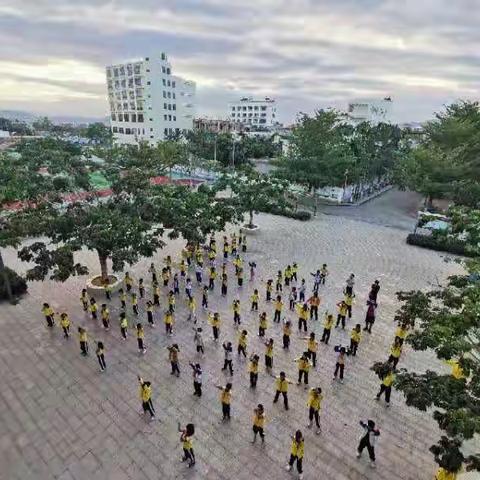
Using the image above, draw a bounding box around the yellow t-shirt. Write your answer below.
[307,390,323,411]
[297,358,310,372]
[307,339,318,352]
[253,413,265,428]
[164,313,173,325]
[265,344,274,358]
[383,372,395,387]
[60,316,70,328]
[283,324,291,336]
[390,345,402,358]
[445,359,465,380]
[249,361,259,374]
[291,439,304,459]
[276,378,288,392]
[221,389,231,405]
[251,293,259,303]
[395,326,408,339]
[350,329,361,343]
[140,385,151,402]
[274,300,283,312]
[120,317,128,328]
[238,334,247,348]
[435,468,458,480]
[101,309,110,320]
[79,331,87,342]
[42,306,54,316]
[296,305,308,320]
[260,316,268,329]
[338,304,347,316]
[182,436,193,450]
[324,316,334,329]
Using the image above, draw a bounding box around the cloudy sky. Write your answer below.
[0,0,479,123]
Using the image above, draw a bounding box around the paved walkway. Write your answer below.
[0,211,464,480]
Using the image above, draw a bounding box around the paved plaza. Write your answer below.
[0,192,466,480]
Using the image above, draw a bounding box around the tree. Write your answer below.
[83,122,112,146]
[32,116,54,133]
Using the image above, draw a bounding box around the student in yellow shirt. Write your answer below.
[80,289,89,311]
[223,240,229,259]
[179,423,195,468]
[252,404,265,443]
[138,376,155,420]
[89,298,98,320]
[187,296,197,323]
[164,310,174,336]
[321,313,334,344]
[101,304,110,330]
[119,288,127,309]
[286,430,304,479]
[388,337,403,369]
[282,320,292,349]
[350,324,362,356]
[284,265,292,287]
[161,267,170,287]
[96,341,106,372]
[376,367,394,406]
[78,327,88,355]
[131,292,139,315]
[265,279,273,302]
[264,338,274,369]
[307,387,323,434]
[120,312,128,339]
[273,371,294,410]
[250,289,259,312]
[168,344,180,376]
[221,273,228,297]
[307,292,321,320]
[292,262,298,282]
[138,278,145,299]
[295,352,311,386]
[435,467,461,480]
[216,383,232,421]
[238,330,248,358]
[60,313,70,338]
[146,301,155,327]
[209,266,216,290]
[209,312,220,341]
[180,259,187,278]
[137,323,146,354]
[276,270,283,292]
[236,266,244,287]
[273,295,283,323]
[249,354,260,388]
[258,312,268,337]
[395,322,409,346]
[344,292,354,318]
[302,332,319,367]
[124,272,133,292]
[164,255,172,273]
[445,358,466,380]
[336,300,348,329]
[42,303,55,327]
[152,283,160,306]
[296,303,309,332]
[232,299,241,325]
[168,290,176,313]
[149,262,157,283]
[103,280,112,300]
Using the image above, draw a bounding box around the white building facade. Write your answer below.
[346,97,393,126]
[106,53,195,146]
[228,97,277,128]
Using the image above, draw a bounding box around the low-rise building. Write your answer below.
[346,97,393,125]
[228,97,278,128]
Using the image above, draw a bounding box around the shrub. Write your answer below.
[290,210,311,221]
[259,204,311,221]
[0,267,28,300]
[406,234,474,257]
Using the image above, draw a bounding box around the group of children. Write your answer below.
[40,231,407,477]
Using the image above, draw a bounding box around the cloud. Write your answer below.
[0,0,479,122]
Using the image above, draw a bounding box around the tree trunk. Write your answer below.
[249,210,254,228]
[98,252,109,282]
[0,251,13,303]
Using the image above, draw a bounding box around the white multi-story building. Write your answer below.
[106,53,195,146]
[228,97,277,128]
[346,97,393,126]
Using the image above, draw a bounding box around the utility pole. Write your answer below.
[231,141,236,169]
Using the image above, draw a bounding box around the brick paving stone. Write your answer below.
[1,211,477,479]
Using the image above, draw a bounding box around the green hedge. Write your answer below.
[0,267,28,300]
[260,204,311,221]
[406,233,474,257]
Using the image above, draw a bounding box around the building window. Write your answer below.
[164,103,167,109]
[172,104,176,110]
[231,107,235,111]
[254,106,258,110]
[117,114,123,122]
[134,77,142,86]
[261,106,267,111]
[127,64,133,76]
[107,69,112,78]
[173,116,176,121]
[128,78,134,88]
[166,68,171,74]
[150,128,153,132]
[259,119,266,124]
[172,81,176,88]
[114,80,120,89]
[162,66,166,73]
[164,128,168,136]
[146,81,151,85]
[119,66,125,76]
[163,91,166,98]
[124,113,130,121]
[125,128,131,134]
[149,118,153,121]
[161,52,166,60]
[164,114,167,121]
[172,93,175,99]
[167,80,171,87]
[138,114,144,122]
[168,104,171,110]
[248,106,252,110]
[168,115,172,121]
[114,68,119,77]
[175,128,180,135]
[111,114,116,121]
[131,114,136,122]
[112,126,118,133]
[137,101,144,111]
[121,79,126,88]
[119,127,124,133]
[167,92,171,98]
[134,64,141,74]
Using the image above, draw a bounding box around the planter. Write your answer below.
[241,223,260,234]
[86,275,122,294]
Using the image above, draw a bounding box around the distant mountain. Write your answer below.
[0,110,108,125]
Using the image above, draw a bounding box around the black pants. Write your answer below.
[133,305,139,315]
[221,284,227,296]
[309,407,320,427]
[82,301,88,311]
[321,328,331,344]
[153,294,160,306]
[121,327,127,339]
[97,354,106,370]
[276,283,282,292]
[285,277,290,287]
[209,279,214,290]
[377,384,391,403]
[238,278,243,287]
[142,399,155,417]
[309,351,317,367]
[250,372,258,388]
[62,326,69,338]
[298,318,307,332]
[102,318,109,329]
[350,339,358,356]
[171,361,180,376]
[196,272,202,283]
[202,297,208,308]
[222,403,231,420]
[336,314,346,328]
[298,370,308,384]
[251,302,258,311]
[299,291,305,302]
[289,299,295,310]
[358,435,375,461]
[310,306,318,320]
[283,334,290,349]
[259,326,265,337]
[234,312,241,325]
[334,363,344,379]
[388,355,400,368]
[345,285,353,295]
[346,305,352,318]
[274,310,281,323]
[253,425,264,439]
[273,390,289,410]
[320,276,326,284]
[91,311,97,320]
[223,359,233,374]
[196,345,204,354]
[139,288,144,299]
[80,341,88,355]
[138,338,145,351]
[183,447,195,465]
[193,381,202,397]
[292,272,297,281]
[289,455,303,474]
[238,345,246,357]
[266,291,271,301]
[121,300,126,309]
[126,284,132,292]
[364,318,375,333]
[213,326,219,340]
[165,323,172,334]
[147,311,154,325]
[265,355,273,369]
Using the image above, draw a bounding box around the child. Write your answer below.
[273,295,283,323]
[356,420,380,468]
[209,267,216,290]
[149,262,157,283]
[96,341,106,372]
[307,292,320,320]
[242,234,247,253]
[321,313,334,344]
[350,324,362,356]
[42,303,55,327]
[60,312,70,338]
[249,354,260,388]
[276,270,283,292]
[131,293,139,315]
[303,332,318,367]
[168,290,175,313]
[295,352,311,386]
[185,278,193,300]
[344,292,354,318]
[273,371,293,410]
[164,310,174,336]
[238,330,248,358]
[222,342,234,374]
[364,298,377,333]
[250,289,259,311]
[311,269,321,293]
[223,240,229,259]
[162,267,170,287]
[173,274,180,295]
[138,278,145,298]
[345,273,355,295]
[216,383,232,421]
[146,301,155,327]
[80,289,89,311]
[335,300,348,329]
[333,346,347,382]
[209,312,221,341]
[202,285,209,309]
[190,363,203,396]
[179,423,195,468]
[137,323,146,353]
[395,321,409,345]
[165,255,172,273]
[124,272,133,292]
[232,299,241,326]
[153,283,160,306]
[284,265,292,286]
[104,280,112,300]
[101,304,110,330]
[292,262,298,282]
[89,298,98,320]
[195,264,203,284]
[286,430,304,480]
[180,259,187,277]
[258,312,268,337]
[296,303,309,332]
[193,327,204,354]
[376,366,395,406]
[138,376,155,420]
[78,327,88,355]
[282,320,292,349]
[369,280,380,302]
[252,404,265,443]
[320,264,328,284]
[168,344,180,376]
[187,296,197,323]
[299,279,306,302]
[120,312,128,339]
[119,288,127,309]
[264,338,274,370]
[249,261,256,281]
[221,273,228,296]
[307,387,323,434]
[388,337,402,368]
[265,279,273,301]
[236,266,244,287]
[289,287,298,311]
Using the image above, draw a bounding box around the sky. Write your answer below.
[0,0,479,124]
